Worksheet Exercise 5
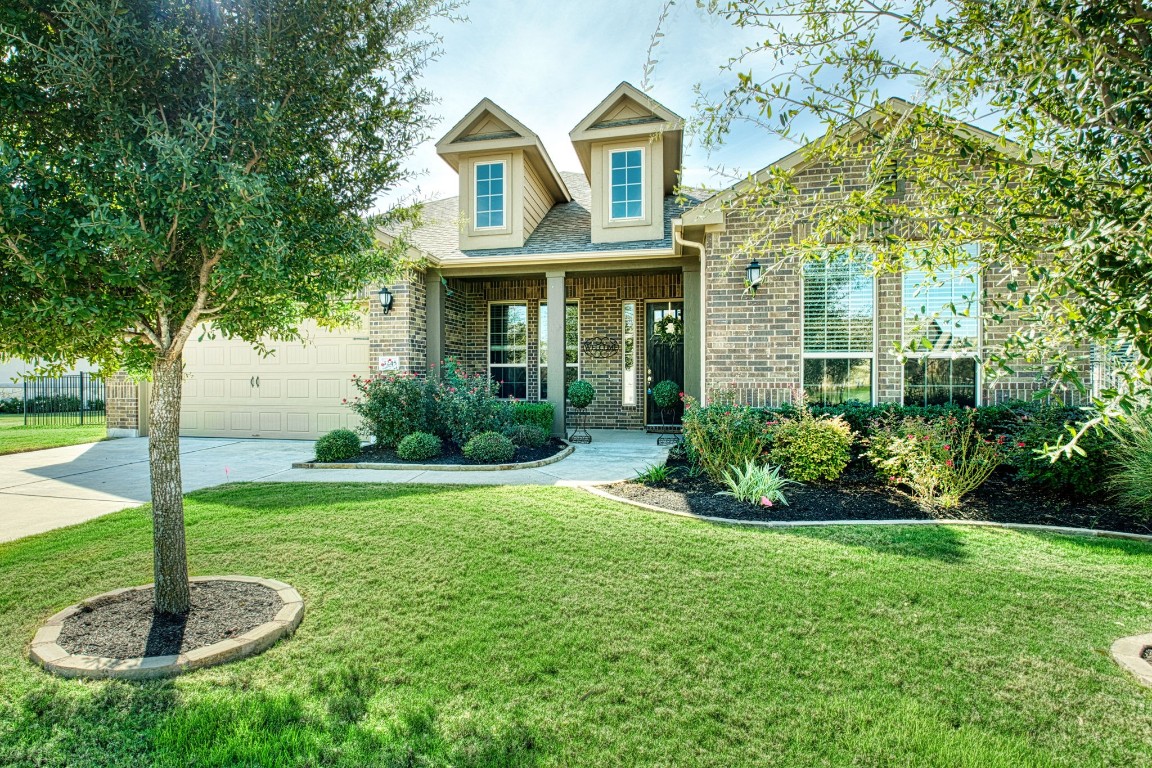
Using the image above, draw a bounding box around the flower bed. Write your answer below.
[303,438,569,468]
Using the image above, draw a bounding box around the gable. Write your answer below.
[591,96,664,130]
[461,113,520,142]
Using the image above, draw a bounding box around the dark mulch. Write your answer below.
[606,460,1152,536]
[330,438,567,466]
[56,581,281,659]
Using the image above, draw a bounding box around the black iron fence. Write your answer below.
[1,373,108,426]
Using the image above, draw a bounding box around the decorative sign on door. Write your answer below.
[378,356,400,371]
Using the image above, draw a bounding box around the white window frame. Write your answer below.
[474,160,507,231]
[608,147,645,222]
[799,252,879,405]
[900,244,983,407]
[538,300,580,401]
[622,300,637,406]
[488,301,528,400]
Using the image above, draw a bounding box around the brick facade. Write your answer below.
[105,373,142,436]
[370,269,428,376]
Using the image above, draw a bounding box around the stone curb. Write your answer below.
[1111,633,1152,688]
[29,575,304,681]
[581,484,1152,543]
[291,441,575,472]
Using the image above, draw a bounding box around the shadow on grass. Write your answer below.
[6,666,544,767]
[770,522,971,562]
[185,481,473,511]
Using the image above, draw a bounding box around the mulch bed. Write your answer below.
[606,460,1152,536]
[331,438,567,466]
[56,581,281,659]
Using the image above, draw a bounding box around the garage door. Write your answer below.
[180,319,369,439]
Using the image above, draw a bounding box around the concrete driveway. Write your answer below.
[0,431,667,543]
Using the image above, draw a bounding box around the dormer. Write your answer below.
[436,99,571,250]
[569,83,684,244]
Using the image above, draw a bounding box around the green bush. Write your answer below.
[652,380,681,410]
[1005,406,1113,496]
[432,359,513,447]
[511,401,554,433]
[0,397,22,414]
[396,431,442,462]
[867,412,1002,509]
[716,460,796,506]
[1106,411,1152,516]
[314,428,362,463]
[347,372,428,448]
[681,392,772,483]
[463,431,516,464]
[767,410,854,482]
[504,423,548,449]
[567,379,595,408]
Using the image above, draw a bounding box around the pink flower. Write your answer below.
[943,444,951,451]
[945,459,954,467]
[1016,441,1026,448]
[760,496,773,507]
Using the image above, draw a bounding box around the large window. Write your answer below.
[489,303,527,399]
[609,148,643,220]
[622,301,637,406]
[802,253,875,404]
[903,245,981,406]
[539,302,579,400]
[475,161,505,229]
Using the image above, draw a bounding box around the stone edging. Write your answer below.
[29,576,304,680]
[1111,633,1152,688]
[291,441,575,472]
[581,483,1152,543]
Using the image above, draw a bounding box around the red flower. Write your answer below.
[1016,441,1026,448]
[943,444,951,451]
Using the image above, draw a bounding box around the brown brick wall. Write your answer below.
[105,372,139,434]
[369,269,428,376]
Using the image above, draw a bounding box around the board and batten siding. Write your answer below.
[523,161,551,237]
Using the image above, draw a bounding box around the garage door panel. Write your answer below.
[286,413,310,433]
[287,379,309,399]
[258,412,282,432]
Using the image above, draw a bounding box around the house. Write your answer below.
[106,84,1062,440]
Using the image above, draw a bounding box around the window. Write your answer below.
[475,161,505,229]
[539,302,579,400]
[622,301,637,405]
[902,245,981,406]
[609,148,643,220]
[489,303,527,399]
[802,253,875,404]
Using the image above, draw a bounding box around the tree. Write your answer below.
[690,0,1152,441]
[0,0,452,614]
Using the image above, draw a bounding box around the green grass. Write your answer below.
[1,483,1151,767]
[0,413,107,455]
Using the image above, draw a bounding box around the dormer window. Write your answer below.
[475,161,506,229]
[609,148,644,220]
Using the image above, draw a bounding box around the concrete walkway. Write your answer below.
[0,430,667,543]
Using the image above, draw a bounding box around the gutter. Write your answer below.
[673,220,708,405]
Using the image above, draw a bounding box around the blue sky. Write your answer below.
[385,0,779,206]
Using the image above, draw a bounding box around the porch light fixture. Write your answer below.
[378,286,394,315]
[745,259,762,296]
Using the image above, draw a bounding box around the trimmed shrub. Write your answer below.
[348,372,428,448]
[463,431,516,464]
[511,401,554,433]
[504,423,548,449]
[652,380,681,410]
[396,431,442,462]
[567,379,595,408]
[716,460,796,506]
[767,412,854,482]
[682,392,772,483]
[432,359,513,447]
[314,429,362,463]
[867,412,1002,509]
[1005,407,1113,496]
[1106,410,1152,515]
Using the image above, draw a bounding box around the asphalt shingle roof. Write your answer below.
[408,171,704,260]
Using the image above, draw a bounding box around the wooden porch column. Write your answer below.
[546,270,566,437]
[425,269,444,378]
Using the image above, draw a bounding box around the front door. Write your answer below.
[646,301,684,428]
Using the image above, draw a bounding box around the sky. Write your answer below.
[382,0,783,207]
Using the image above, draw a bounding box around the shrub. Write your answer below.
[504,423,548,449]
[314,428,362,463]
[347,372,428,448]
[681,392,772,483]
[396,431,442,462]
[716,460,795,506]
[0,397,22,414]
[867,413,1002,509]
[511,401,554,433]
[463,431,516,464]
[1005,406,1112,496]
[767,408,854,483]
[652,380,681,410]
[431,359,513,447]
[567,379,595,408]
[1106,411,1152,516]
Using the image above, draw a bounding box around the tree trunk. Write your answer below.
[149,354,191,615]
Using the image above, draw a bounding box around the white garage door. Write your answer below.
[180,320,369,439]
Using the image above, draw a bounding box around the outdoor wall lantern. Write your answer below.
[378,286,394,315]
[745,259,762,296]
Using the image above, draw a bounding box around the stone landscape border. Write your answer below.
[292,441,574,471]
[1111,633,1152,688]
[29,575,304,680]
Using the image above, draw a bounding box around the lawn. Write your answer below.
[1,483,1150,767]
[0,414,107,455]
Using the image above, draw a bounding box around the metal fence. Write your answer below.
[9,373,107,426]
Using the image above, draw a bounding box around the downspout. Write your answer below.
[673,224,708,406]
